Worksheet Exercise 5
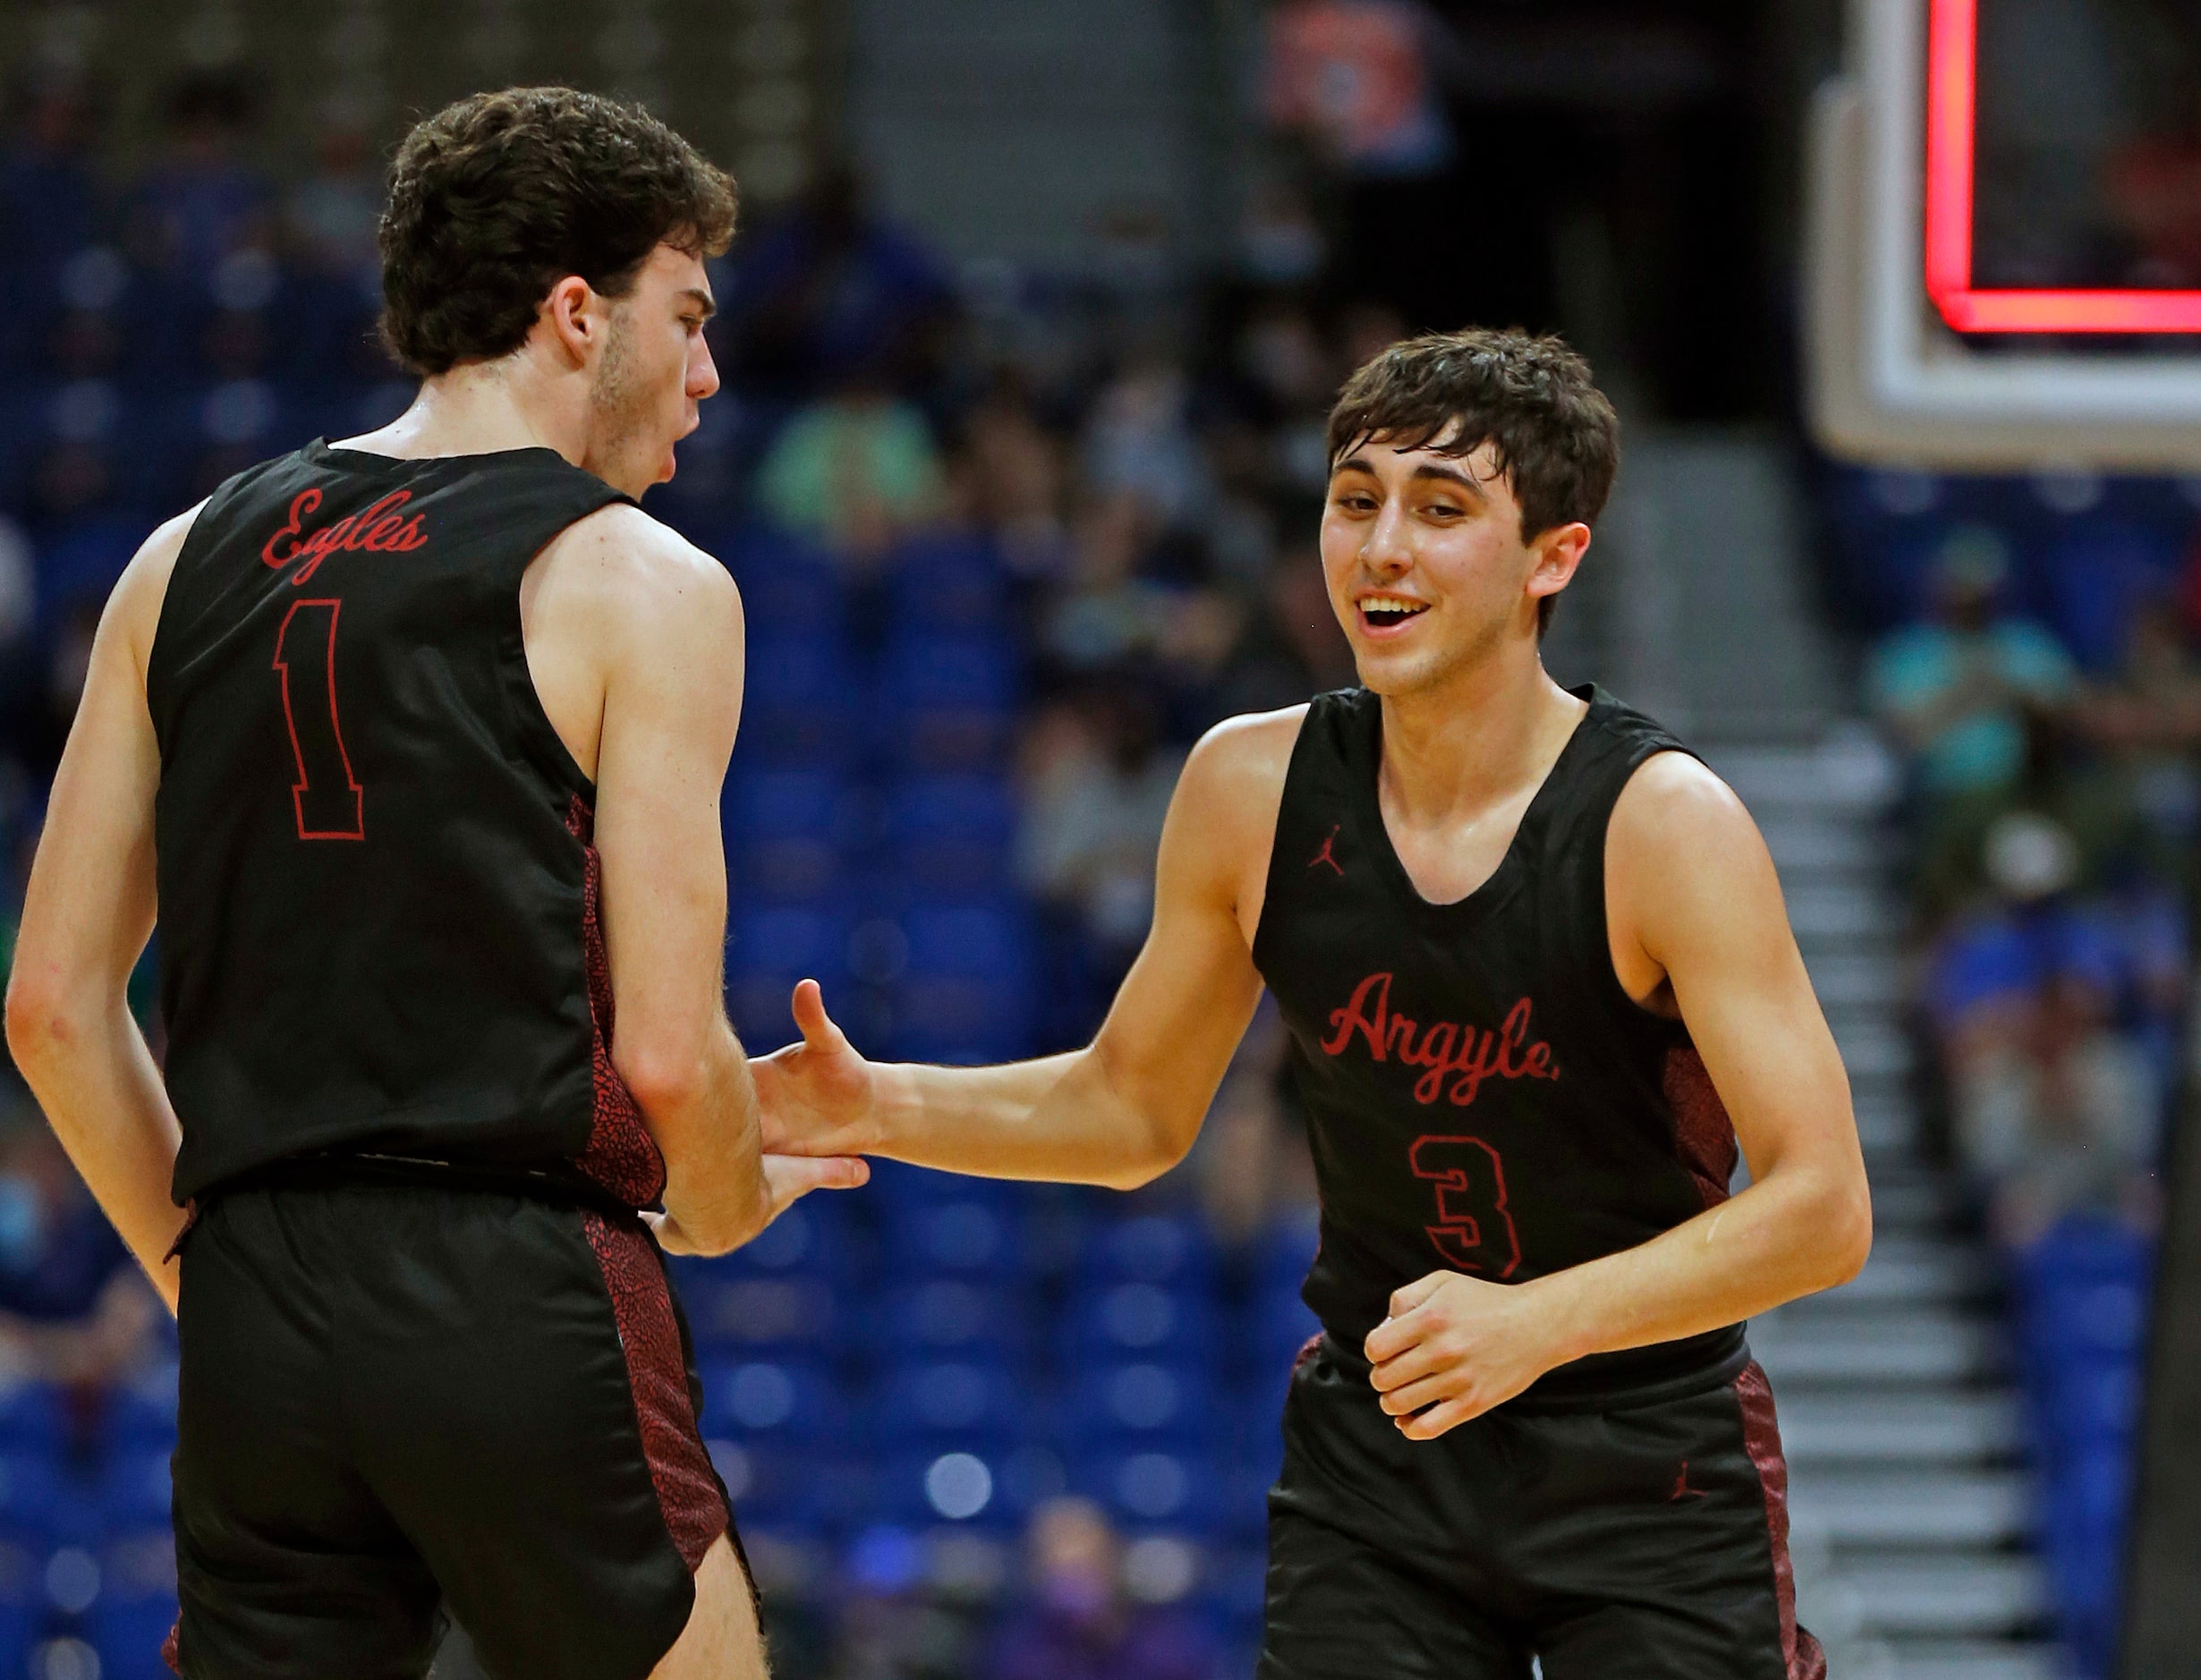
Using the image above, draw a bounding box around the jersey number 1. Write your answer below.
[1409,1135,1522,1278]
[274,598,364,840]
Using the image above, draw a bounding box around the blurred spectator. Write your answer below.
[1017,685,1185,996]
[717,163,956,399]
[1214,532,1358,717]
[756,374,946,569]
[1189,1006,1318,1247]
[1262,0,1455,179]
[1039,496,1240,700]
[982,1498,1217,1680]
[125,69,275,274]
[1867,527,2078,803]
[284,104,383,273]
[2076,594,2201,863]
[826,1524,989,1680]
[1942,964,2161,1246]
[1,72,101,280]
[1910,709,2154,930]
[1080,357,1211,531]
[0,1097,159,1388]
[959,382,1071,580]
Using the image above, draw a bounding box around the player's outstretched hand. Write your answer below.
[752,979,882,1159]
[648,1150,869,1256]
[1363,1270,1563,1439]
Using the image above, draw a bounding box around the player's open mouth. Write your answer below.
[1357,595,1432,632]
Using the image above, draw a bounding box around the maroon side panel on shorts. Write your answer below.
[583,1212,729,1571]
[1733,1361,1829,1680]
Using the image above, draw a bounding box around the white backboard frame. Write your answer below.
[1805,0,2201,470]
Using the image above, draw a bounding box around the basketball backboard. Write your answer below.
[1806,0,2201,469]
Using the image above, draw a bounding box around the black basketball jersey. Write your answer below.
[1252,685,1747,1401]
[147,440,668,1210]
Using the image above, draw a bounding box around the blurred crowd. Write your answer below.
[1826,462,2197,1669]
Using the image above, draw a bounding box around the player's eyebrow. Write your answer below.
[1329,455,1489,501]
[1408,462,1488,499]
[678,287,716,319]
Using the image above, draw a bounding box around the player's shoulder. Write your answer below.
[541,502,741,628]
[111,499,209,664]
[1609,748,1767,881]
[1162,704,1309,867]
[1182,704,1308,801]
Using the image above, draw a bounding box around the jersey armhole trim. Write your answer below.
[1590,742,1710,1030]
[144,488,242,735]
[500,494,638,805]
[1247,699,1323,974]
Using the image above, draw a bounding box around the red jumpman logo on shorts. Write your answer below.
[1309,824,1345,877]
[1669,1461,1707,1501]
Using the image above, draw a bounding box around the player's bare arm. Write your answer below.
[1365,751,1873,1438]
[525,504,864,1255]
[754,706,1302,1186]
[4,506,200,1311]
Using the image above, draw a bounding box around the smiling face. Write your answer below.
[1320,430,1590,699]
[582,242,721,497]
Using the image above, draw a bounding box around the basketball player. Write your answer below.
[756,331,1870,1677]
[4,89,863,1678]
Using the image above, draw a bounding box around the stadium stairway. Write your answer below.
[1597,433,2062,1680]
[1720,740,2058,1680]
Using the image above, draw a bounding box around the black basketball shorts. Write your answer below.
[166,1177,736,1680]
[1258,1337,1827,1680]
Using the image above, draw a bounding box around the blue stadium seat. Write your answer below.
[735,638,863,770]
[0,1387,67,1455]
[1062,1281,1219,1368]
[883,774,1017,900]
[883,1195,1020,1278]
[725,904,852,1052]
[722,525,845,641]
[2039,519,2188,672]
[724,768,854,904]
[1065,1361,1215,1448]
[874,634,1019,771]
[890,902,1037,1063]
[107,1371,180,1450]
[98,1449,172,1531]
[699,1358,845,1447]
[876,1446,1026,1532]
[870,1280,1029,1364]
[871,1359,1029,1446]
[1078,1213,1217,1292]
[886,531,1010,636]
[706,1438,860,1538]
[1256,1208,1320,1294]
[676,1272,840,1357]
[1072,1446,1222,1536]
[0,1450,64,1545]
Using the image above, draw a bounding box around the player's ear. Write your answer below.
[1526,522,1590,605]
[539,275,600,369]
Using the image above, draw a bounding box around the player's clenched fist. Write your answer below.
[752,979,886,1158]
[1364,1270,1567,1440]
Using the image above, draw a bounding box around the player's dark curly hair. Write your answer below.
[1327,329,1620,635]
[378,87,737,377]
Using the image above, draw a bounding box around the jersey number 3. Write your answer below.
[274,598,364,841]
[1409,1135,1522,1277]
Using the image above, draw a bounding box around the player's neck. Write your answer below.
[336,351,590,468]
[1374,643,1585,827]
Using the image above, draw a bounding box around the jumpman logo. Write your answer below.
[1669,1461,1707,1501]
[1309,824,1345,877]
